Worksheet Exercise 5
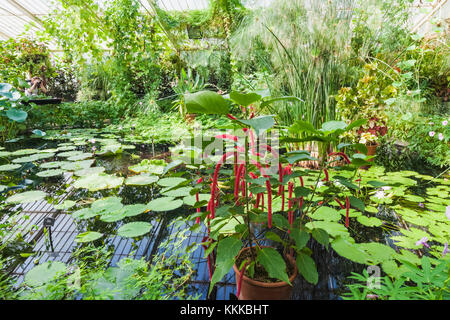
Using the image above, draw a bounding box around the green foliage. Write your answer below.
[342,257,450,300]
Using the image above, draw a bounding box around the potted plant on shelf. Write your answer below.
[176,90,372,300]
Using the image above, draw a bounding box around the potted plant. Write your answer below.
[178,90,372,300]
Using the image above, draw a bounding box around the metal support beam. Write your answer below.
[0,30,11,39]
[6,0,43,27]
[411,0,448,33]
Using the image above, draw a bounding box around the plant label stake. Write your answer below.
[43,217,55,252]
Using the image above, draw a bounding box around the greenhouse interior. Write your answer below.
[0,0,449,302]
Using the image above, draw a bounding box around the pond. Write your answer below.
[1,129,449,300]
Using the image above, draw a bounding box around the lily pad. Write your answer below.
[11,149,39,156]
[356,215,383,227]
[125,174,159,186]
[54,200,77,210]
[67,153,93,161]
[0,163,21,171]
[122,204,148,217]
[36,169,64,178]
[58,150,83,158]
[73,166,105,177]
[6,190,47,204]
[183,194,211,207]
[99,209,127,223]
[61,159,95,171]
[24,261,67,287]
[91,197,123,214]
[157,177,187,187]
[117,222,152,238]
[75,231,103,243]
[72,208,98,220]
[73,173,124,191]
[147,196,183,212]
[161,186,193,198]
[39,161,67,169]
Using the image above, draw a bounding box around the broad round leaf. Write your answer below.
[0,163,21,171]
[6,190,47,204]
[36,169,63,178]
[123,204,148,217]
[73,166,105,177]
[147,196,183,212]
[24,261,66,287]
[75,231,103,243]
[157,177,187,187]
[125,174,159,186]
[73,174,124,191]
[117,222,152,238]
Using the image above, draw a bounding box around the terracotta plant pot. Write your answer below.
[366,143,378,162]
[232,247,298,300]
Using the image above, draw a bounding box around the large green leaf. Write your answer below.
[117,222,152,238]
[6,108,27,122]
[209,237,242,294]
[6,190,47,204]
[331,236,369,264]
[24,261,66,287]
[75,231,103,243]
[290,229,310,250]
[257,247,291,285]
[147,196,183,212]
[157,177,186,187]
[296,252,318,285]
[309,206,341,221]
[185,90,230,114]
[72,173,124,191]
[125,174,159,186]
[235,115,275,132]
[0,163,21,171]
[229,91,261,106]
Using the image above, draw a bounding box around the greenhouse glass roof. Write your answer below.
[0,0,448,41]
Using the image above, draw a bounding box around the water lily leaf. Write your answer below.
[91,197,123,214]
[125,174,159,186]
[57,146,76,152]
[61,159,94,171]
[58,150,83,158]
[67,153,93,161]
[73,173,124,191]
[305,221,349,238]
[73,166,105,176]
[309,206,341,221]
[24,261,66,287]
[403,194,425,203]
[122,204,148,217]
[161,186,193,198]
[11,149,39,156]
[6,190,47,204]
[39,161,67,169]
[147,196,183,212]
[75,231,103,243]
[12,155,39,163]
[183,194,210,207]
[117,222,152,238]
[0,151,11,157]
[54,200,77,210]
[72,208,98,220]
[36,169,64,178]
[356,215,382,227]
[157,177,187,187]
[100,209,127,222]
[0,163,21,171]
[0,185,7,192]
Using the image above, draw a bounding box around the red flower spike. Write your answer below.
[236,260,249,298]
[345,196,350,228]
[335,198,346,210]
[323,169,329,182]
[227,114,237,121]
[266,180,273,229]
[235,163,246,204]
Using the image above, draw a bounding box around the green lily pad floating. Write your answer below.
[403,194,426,203]
[91,197,123,214]
[356,215,383,227]
[0,163,21,171]
[39,161,68,169]
[57,146,76,151]
[75,231,103,243]
[73,173,124,191]
[11,149,39,156]
[6,190,47,204]
[24,261,67,287]
[309,206,341,222]
[61,159,94,171]
[58,150,83,158]
[161,186,193,198]
[99,209,127,223]
[54,200,77,210]
[72,208,98,220]
[38,148,59,154]
[128,159,166,175]
[0,151,11,157]
[33,153,55,160]
[122,145,135,150]
[117,222,152,238]
[147,196,183,212]
[157,177,187,187]
[123,204,148,217]
[0,185,7,192]
[73,166,105,177]
[36,169,64,178]
[67,153,92,161]
[12,155,39,163]
[125,174,159,186]
[183,194,211,207]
